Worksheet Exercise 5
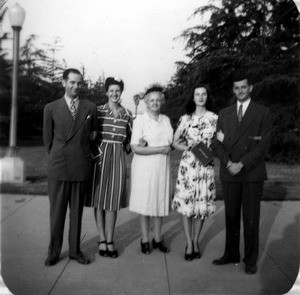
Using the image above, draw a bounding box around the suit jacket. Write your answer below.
[43,97,97,181]
[212,101,272,182]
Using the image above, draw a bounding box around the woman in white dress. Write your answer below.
[172,84,218,261]
[129,86,173,254]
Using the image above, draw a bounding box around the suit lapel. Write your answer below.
[230,101,257,148]
[57,98,73,141]
[67,99,89,141]
[228,104,239,135]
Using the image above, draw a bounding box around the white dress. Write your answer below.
[129,112,173,216]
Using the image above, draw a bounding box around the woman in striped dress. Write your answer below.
[85,77,132,258]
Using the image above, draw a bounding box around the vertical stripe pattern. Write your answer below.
[85,103,132,211]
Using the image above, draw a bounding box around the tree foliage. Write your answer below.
[0,33,107,144]
[164,0,300,163]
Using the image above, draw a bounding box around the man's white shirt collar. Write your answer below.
[64,95,79,110]
[237,98,251,116]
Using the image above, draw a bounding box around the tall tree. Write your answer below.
[165,0,300,162]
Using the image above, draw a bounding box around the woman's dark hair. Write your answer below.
[185,83,213,114]
[105,77,124,92]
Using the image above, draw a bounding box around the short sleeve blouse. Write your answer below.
[131,112,173,147]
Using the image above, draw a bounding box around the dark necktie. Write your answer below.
[70,100,77,120]
[237,103,243,123]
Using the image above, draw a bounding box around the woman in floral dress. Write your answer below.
[172,84,218,261]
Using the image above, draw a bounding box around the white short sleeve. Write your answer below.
[130,116,144,145]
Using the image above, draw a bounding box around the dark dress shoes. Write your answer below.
[141,240,151,254]
[245,265,257,274]
[45,255,59,266]
[98,240,108,257]
[185,245,194,261]
[212,256,240,265]
[106,241,118,258]
[193,242,201,259]
[193,251,201,259]
[152,239,170,253]
[69,252,91,265]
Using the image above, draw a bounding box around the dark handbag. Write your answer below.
[191,141,214,166]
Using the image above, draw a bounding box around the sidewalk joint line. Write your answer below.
[47,260,70,295]
[0,195,35,222]
[164,254,171,295]
[259,244,294,284]
[47,234,87,295]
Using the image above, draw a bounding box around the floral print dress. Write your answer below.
[172,112,218,219]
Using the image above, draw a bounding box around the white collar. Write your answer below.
[237,98,251,114]
[144,111,163,123]
[64,95,79,108]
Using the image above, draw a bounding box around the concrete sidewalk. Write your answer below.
[0,194,299,295]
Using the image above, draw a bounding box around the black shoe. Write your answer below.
[98,240,108,257]
[69,252,91,265]
[193,241,201,259]
[107,241,118,258]
[152,238,170,253]
[193,250,201,259]
[245,265,257,274]
[45,255,59,266]
[185,246,194,261]
[141,239,151,254]
[213,255,240,265]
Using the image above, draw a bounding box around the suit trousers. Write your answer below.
[48,179,87,258]
[222,181,263,267]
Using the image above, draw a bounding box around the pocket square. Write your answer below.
[248,136,262,140]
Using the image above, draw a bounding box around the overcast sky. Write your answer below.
[1,0,208,112]
[1,0,300,112]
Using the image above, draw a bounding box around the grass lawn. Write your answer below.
[1,146,299,200]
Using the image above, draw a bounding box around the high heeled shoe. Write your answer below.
[141,239,151,254]
[152,238,170,253]
[106,241,118,258]
[98,240,108,257]
[185,245,194,261]
[193,242,201,259]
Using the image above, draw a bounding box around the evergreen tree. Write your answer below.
[165,0,300,162]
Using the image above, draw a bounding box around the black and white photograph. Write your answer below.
[0,0,299,294]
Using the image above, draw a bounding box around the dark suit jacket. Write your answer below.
[212,101,272,182]
[43,97,97,181]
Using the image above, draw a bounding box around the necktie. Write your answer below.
[70,100,77,120]
[237,103,243,123]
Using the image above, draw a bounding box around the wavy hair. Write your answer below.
[185,83,213,114]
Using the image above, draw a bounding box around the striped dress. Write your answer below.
[85,103,133,211]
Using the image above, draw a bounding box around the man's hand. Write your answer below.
[227,161,244,176]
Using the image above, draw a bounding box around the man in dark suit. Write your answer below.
[43,68,97,266]
[212,72,272,274]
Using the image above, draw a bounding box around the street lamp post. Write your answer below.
[7,3,25,156]
[0,3,25,183]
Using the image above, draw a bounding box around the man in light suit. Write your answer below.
[43,68,97,266]
[212,72,272,274]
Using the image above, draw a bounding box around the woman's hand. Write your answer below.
[217,130,225,142]
[159,145,171,155]
[138,138,148,147]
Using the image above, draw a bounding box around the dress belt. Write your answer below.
[101,139,123,144]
